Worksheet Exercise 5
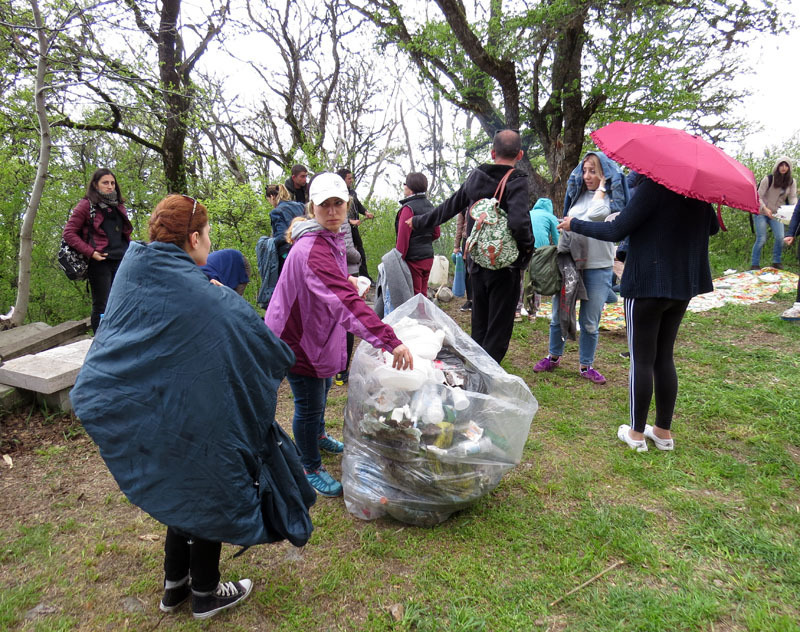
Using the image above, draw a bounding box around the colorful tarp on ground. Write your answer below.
[532,268,799,331]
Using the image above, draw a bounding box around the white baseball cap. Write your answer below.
[308,172,350,205]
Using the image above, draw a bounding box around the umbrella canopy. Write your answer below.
[591,121,759,214]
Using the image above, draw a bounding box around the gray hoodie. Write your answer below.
[758,156,797,214]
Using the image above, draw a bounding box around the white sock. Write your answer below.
[165,575,189,589]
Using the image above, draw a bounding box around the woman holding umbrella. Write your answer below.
[559,176,719,451]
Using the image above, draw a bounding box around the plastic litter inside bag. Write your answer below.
[342,295,538,526]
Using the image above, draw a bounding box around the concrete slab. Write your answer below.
[0,322,51,348]
[37,389,74,413]
[0,318,90,363]
[1,383,31,410]
[0,339,93,394]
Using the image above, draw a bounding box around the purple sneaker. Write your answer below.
[580,367,606,384]
[533,356,560,372]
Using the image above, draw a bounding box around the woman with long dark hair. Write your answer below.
[751,157,796,269]
[62,168,132,332]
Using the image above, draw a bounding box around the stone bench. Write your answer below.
[0,338,93,412]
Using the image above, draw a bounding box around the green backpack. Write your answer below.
[465,169,519,270]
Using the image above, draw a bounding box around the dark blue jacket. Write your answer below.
[564,151,630,216]
[270,200,306,260]
[787,199,800,242]
[569,178,719,300]
[71,241,315,547]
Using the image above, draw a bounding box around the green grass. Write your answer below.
[2,270,800,628]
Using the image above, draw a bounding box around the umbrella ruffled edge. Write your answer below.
[590,129,760,214]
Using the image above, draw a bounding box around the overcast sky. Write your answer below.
[733,1,800,156]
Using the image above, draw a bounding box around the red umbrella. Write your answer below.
[591,121,759,215]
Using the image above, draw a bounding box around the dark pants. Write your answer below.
[345,332,354,372]
[164,526,221,593]
[87,258,122,332]
[470,266,521,363]
[350,224,370,279]
[625,297,689,433]
[286,372,333,471]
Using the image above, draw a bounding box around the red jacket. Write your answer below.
[63,197,132,259]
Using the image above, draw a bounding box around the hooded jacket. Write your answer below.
[563,151,630,216]
[265,219,402,378]
[411,164,534,272]
[758,156,797,215]
[568,178,719,300]
[529,198,559,248]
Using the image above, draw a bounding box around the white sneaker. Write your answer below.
[781,303,800,319]
[617,424,647,452]
[643,424,674,451]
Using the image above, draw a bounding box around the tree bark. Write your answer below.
[9,0,52,328]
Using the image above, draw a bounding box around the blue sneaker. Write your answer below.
[318,433,344,454]
[305,467,343,497]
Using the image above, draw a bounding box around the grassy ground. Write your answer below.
[1,291,799,631]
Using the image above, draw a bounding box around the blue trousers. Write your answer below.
[286,372,332,472]
[751,214,784,267]
[549,267,612,367]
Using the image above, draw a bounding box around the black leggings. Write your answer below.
[625,297,689,433]
[164,527,221,593]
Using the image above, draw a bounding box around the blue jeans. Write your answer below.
[751,214,784,266]
[549,267,612,367]
[286,372,332,472]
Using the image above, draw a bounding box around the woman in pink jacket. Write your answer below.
[265,173,413,497]
[63,168,133,332]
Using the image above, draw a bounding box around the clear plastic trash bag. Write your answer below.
[342,294,538,526]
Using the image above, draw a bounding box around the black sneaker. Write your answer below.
[192,579,253,620]
[460,300,472,312]
[160,581,191,613]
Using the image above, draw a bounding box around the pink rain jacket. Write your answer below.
[265,221,402,378]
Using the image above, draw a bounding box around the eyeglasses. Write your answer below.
[182,194,198,220]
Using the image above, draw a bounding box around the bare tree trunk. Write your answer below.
[8,0,51,328]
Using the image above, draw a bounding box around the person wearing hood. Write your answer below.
[530,198,559,249]
[407,129,535,363]
[523,198,559,319]
[533,152,619,385]
[751,157,796,270]
[200,249,251,296]
[266,173,413,498]
[395,172,441,296]
[62,168,133,333]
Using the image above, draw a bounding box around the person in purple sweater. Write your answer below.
[559,176,719,452]
[266,173,413,497]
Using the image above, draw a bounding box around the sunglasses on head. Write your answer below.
[181,194,198,220]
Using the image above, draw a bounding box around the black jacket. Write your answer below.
[412,164,534,271]
[569,178,719,300]
[395,193,436,262]
[284,177,307,204]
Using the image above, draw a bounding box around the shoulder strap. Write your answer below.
[493,168,514,203]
